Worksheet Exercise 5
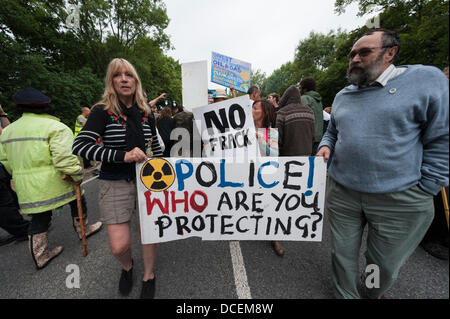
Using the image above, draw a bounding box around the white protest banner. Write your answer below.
[192,95,259,159]
[181,61,209,111]
[136,156,326,244]
[211,52,251,93]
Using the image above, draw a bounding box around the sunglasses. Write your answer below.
[347,46,393,60]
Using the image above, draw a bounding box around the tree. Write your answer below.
[76,0,172,75]
[293,30,346,77]
[334,0,421,16]
[335,0,449,68]
[314,28,367,107]
[250,69,267,94]
[0,33,104,127]
[0,0,182,127]
[263,62,297,97]
[130,36,182,104]
[377,0,449,68]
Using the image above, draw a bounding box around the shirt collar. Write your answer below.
[372,64,407,87]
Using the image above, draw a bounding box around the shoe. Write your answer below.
[271,241,285,257]
[73,217,102,240]
[28,232,63,270]
[421,241,449,260]
[0,233,28,246]
[0,234,16,246]
[140,277,156,299]
[119,261,133,296]
[14,234,28,242]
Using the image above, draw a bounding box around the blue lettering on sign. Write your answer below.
[305,156,315,196]
[218,159,244,188]
[257,161,279,189]
[175,159,194,191]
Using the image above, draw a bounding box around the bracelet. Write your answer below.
[0,113,7,117]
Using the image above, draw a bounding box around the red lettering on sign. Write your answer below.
[145,190,169,215]
[171,191,189,213]
[190,190,208,213]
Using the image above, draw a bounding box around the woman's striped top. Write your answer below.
[72,104,163,180]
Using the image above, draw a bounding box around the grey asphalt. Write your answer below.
[0,178,448,299]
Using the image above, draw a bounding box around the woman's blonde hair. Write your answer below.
[94,58,150,116]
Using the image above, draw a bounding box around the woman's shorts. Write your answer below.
[99,179,137,225]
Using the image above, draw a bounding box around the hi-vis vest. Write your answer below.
[0,113,83,214]
[74,114,86,137]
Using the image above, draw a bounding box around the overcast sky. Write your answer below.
[163,0,371,88]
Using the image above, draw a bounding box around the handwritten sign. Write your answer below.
[192,95,259,159]
[181,61,208,110]
[211,52,251,93]
[136,156,326,244]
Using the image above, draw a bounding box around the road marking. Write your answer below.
[229,241,252,299]
[81,175,98,186]
[80,175,252,298]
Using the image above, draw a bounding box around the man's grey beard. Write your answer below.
[347,53,384,87]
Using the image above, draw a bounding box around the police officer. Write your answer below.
[74,107,92,169]
[74,107,90,138]
[0,88,102,269]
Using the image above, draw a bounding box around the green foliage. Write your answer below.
[0,36,103,127]
[262,0,448,107]
[0,0,181,129]
[378,0,449,68]
[263,62,298,97]
[250,69,267,94]
[294,30,346,76]
[130,36,182,104]
[334,0,412,16]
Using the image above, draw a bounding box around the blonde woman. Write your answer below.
[73,58,163,298]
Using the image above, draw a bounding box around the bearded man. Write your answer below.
[316,29,449,299]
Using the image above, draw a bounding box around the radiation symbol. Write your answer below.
[140,158,175,192]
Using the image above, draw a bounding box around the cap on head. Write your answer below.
[213,89,227,98]
[12,87,51,107]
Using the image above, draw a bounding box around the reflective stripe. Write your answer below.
[74,115,86,137]
[1,137,49,144]
[20,190,76,209]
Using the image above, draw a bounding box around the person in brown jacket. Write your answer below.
[272,85,314,255]
[275,85,315,157]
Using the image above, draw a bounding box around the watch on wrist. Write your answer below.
[0,113,7,117]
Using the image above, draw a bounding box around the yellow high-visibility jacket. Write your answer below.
[0,113,83,214]
[73,114,86,138]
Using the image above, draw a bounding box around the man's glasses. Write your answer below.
[347,46,393,60]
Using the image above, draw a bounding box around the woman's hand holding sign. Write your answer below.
[125,147,147,163]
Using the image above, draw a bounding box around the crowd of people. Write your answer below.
[0,28,448,299]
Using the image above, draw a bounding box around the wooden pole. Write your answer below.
[75,184,88,256]
[441,187,449,229]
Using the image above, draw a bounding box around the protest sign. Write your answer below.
[192,95,259,159]
[136,156,326,244]
[182,61,209,111]
[211,52,251,93]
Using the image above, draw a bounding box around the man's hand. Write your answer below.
[124,147,147,163]
[229,85,236,98]
[316,146,331,163]
[61,174,82,185]
[150,93,168,107]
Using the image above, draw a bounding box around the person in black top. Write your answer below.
[73,58,163,299]
[1,109,29,246]
[157,106,175,157]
